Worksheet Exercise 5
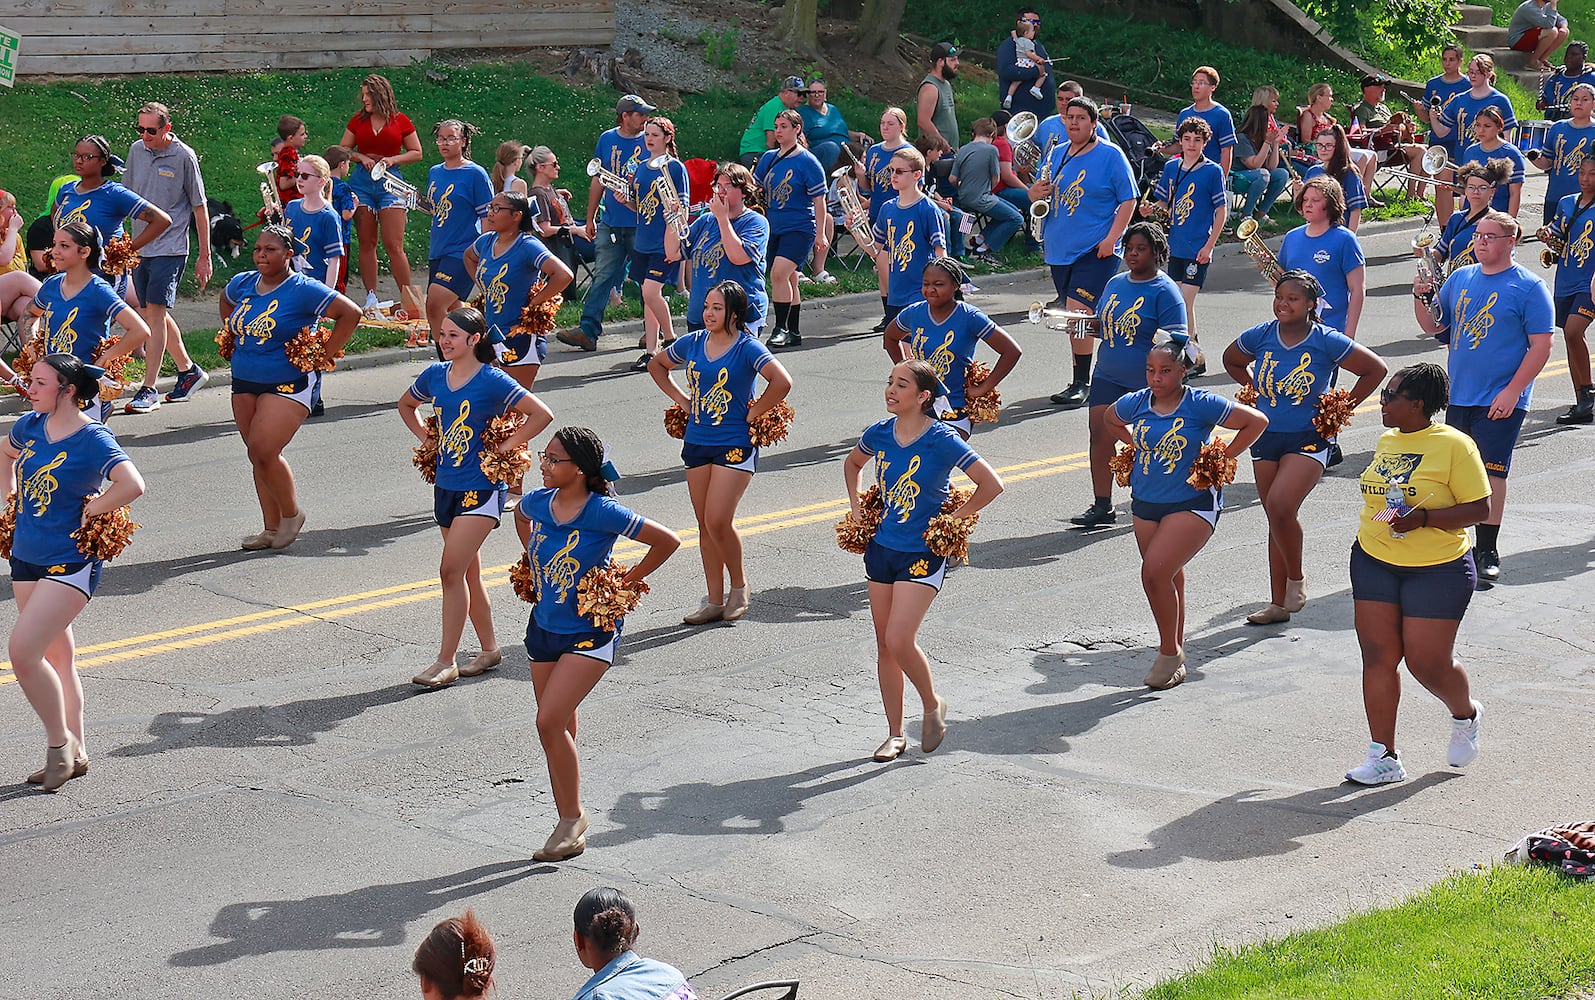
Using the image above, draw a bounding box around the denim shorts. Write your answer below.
[132,254,186,309]
[1349,541,1475,620]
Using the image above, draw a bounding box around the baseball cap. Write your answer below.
[1359,74,1391,89]
[616,94,656,115]
[931,42,960,61]
[781,75,806,92]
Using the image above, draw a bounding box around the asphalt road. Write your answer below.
[2,220,1593,1000]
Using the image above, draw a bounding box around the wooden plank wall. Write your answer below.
[4,0,615,76]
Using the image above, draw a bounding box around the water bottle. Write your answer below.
[1386,484,1408,539]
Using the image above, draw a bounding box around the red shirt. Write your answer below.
[345,111,416,158]
[274,144,300,204]
[993,135,1015,192]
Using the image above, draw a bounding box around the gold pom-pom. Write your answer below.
[1235,383,1259,406]
[941,485,972,515]
[663,404,687,440]
[102,234,141,277]
[285,325,342,373]
[71,495,141,561]
[1186,440,1238,491]
[1312,387,1355,439]
[1109,443,1136,488]
[412,413,440,484]
[214,328,236,361]
[0,492,17,559]
[834,484,884,554]
[576,559,650,631]
[91,337,129,402]
[923,512,979,565]
[748,400,795,447]
[13,329,46,382]
[964,361,1002,424]
[510,553,538,603]
[508,290,564,342]
[479,412,532,485]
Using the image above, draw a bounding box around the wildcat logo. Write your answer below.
[1368,451,1421,486]
[909,558,930,577]
[724,447,745,464]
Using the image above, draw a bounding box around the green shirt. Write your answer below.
[740,95,787,157]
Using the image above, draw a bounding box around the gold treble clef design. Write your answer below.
[544,529,583,602]
[883,453,922,522]
[439,400,474,467]
[21,451,69,515]
[1275,351,1316,404]
[700,367,734,424]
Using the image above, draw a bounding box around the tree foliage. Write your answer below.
[1293,0,1460,66]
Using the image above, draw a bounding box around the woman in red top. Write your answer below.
[339,74,425,316]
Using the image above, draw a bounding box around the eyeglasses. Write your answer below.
[537,451,572,464]
[1475,231,1513,243]
[71,152,102,161]
[486,204,514,213]
[1379,387,1410,404]
[135,125,163,135]
[1464,183,1496,192]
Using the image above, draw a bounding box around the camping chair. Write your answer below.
[717,980,800,1000]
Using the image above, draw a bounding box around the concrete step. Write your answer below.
[1508,70,1546,93]
[1454,3,1495,25]
[1452,23,1509,46]
[1492,47,1536,71]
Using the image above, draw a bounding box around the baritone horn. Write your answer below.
[1007,111,1041,172]
[1536,224,1566,268]
[256,161,283,225]
[369,161,433,214]
[1235,218,1283,283]
[833,163,877,255]
[587,157,630,198]
[647,155,690,242]
[1423,145,1459,176]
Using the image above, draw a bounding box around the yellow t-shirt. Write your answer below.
[1357,423,1490,566]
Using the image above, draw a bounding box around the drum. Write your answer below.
[1515,119,1553,153]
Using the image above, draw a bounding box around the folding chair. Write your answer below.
[716,980,799,1000]
[1,317,23,357]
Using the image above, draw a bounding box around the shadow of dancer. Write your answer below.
[111,685,416,756]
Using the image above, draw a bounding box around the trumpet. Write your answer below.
[833,166,878,256]
[647,155,690,241]
[256,161,283,225]
[1047,310,1100,338]
[1235,218,1283,283]
[369,161,433,214]
[1007,111,1041,172]
[586,157,631,199]
[1536,224,1566,268]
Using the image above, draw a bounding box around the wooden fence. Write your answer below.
[2,0,615,76]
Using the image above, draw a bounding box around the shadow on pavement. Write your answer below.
[109,684,415,756]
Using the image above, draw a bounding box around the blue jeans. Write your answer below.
[964,193,1025,252]
[996,187,1039,247]
[579,222,636,340]
[1235,167,1292,221]
[934,205,967,258]
[810,140,842,174]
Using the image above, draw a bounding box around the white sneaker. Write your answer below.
[364,290,379,310]
[798,272,816,284]
[1447,700,1481,767]
[1030,85,1045,100]
[1345,741,1407,785]
[815,270,838,285]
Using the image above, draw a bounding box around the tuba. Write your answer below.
[647,155,690,241]
[1007,111,1041,172]
[1536,224,1567,268]
[833,163,878,255]
[257,161,283,225]
[1235,218,1283,283]
[586,157,631,199]
[369,161,433,214]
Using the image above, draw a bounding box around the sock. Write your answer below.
[789,303,802,333]
[1475,523,1500,552]
[773,301,791,329]
[1072,354,1091,386]
[1002,95,1013,109]
[881,296,891,318]
[1094,495,1110,509]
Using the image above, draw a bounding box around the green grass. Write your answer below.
[1143,865,1595,1000]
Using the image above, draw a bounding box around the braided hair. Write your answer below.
[76,134,124,176]
[258,223,306,259]
[433,118,482,155]
[553,426,615,496]
[924,255,968,300]
[1393,362,1449,417]
[1123,221,1169,270]
[1276,267,1324,322]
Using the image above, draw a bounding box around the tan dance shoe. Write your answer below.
[1144,649,1187,690]
[240,530,276,550]
[1283,578,1307,613]
[1246,604,1291,625]
[27,747,88,785]
[38,737,80,792]
[872,736,908,762]
[533,810,589,862]
[682,599,724,625]
[412,660,460,690]
[270,510,306,549]
[723,585,750,621]
[459,648,502,677]
[921,696,948,752]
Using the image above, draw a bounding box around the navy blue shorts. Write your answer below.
[433,484,507,528]
[1250,427,1333,466]
[133,254,186,309]
[10,557,102,599]
[1049,252,1121,309]
[1169,256,1210,289]
[498,333,548,368]
[1445,404,1527,477]
[768,227,817,267]
[681,441,758,472]
[628,251,681,286]
[1131,489,1221,528]
[1350,541,1475,620]
[232,373,316,411]
[428,254,474,298]
[524,619,621,665]
[1555,292,1595,328]
[1088,373,1141,408]
[863,539,947,590]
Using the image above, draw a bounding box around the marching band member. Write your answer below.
[1411,44,1473,223]
[1223,270,1386,624]
[883,256,1023,439]
[3,353,146,791]
[1458,106,1526,217]
[754,109,828,349]
[28,222,152,422]
[221,225,362,550]
[868,146,947,334]
[1304,125,1370,232]
[842,360,1004,761]
[564,94,652,354]
[1528,82,1595,225]
[628,117,691,371]
[1105,337,1267,689]
[1277,176,1366,341]
[1027,96,1138,408]
[648,281,792,624]
[1550,158,1595,423]
[1539,41,1595,122]
[515,427,681,861]
[1176,66,1236,177]
[284,155,345,287]
[399,306,554,690]
[1149,117,1226,342]
[1431,53,1518,196]
[339,74,424,315]
[1071,222,1186,528]
[461,192,574,396]
[1413,209,1554,582]
[862,107,913,229]
[54,134,172,291]
[667,163,769,338]
[1438,160,1512,272]
[423,120,493,350]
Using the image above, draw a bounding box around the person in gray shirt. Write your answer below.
[122,101,212,412]
[950,118,1024,256]
[1507,0,1570,73]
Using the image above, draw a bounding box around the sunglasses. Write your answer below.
[1379,387,1410,404]
[135,125,164,135]
[296,171,320,179]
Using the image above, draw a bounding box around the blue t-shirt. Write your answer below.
[427,162,493,258]
[630,155,691,256]
[895,300,997,410]
[1113,387,1235,504]
[471,232,553,342]
[1460,141,1526,212]
[1176,104,1237,168]
[864,141,912,224]
[1277,225,1365,335]
[754,147,826,235]
[1154,157,1227,259]
[519,489,645,634]
[223,271,337,384]
[1303,163,1369,212]
[53,180,150,246]
[1550,192,1595,297]
[330,179,356,244]
[1233,320,1356,433]
[32,272,129,362]
[1038,139,1137,265]
[1423,75,1473,151]
[1540,121,1595,206]
[1438,90,1517,152]
[284,200,345,284]
[591,128,648,228]
[1436,262,1554,409]
[665,330,776,447]
[872,196,948,306]
[8,412,131,566]
[1094,272,1187,388]
[407,362,530,491]
[1543,69,1595,114]
[686,210,770,328]
[858,417,979,552]
[1439,208,1487,270]
[799,103,851,147]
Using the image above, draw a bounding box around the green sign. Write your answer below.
[0,28,18,88]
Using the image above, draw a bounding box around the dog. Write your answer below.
[203,198,246,260]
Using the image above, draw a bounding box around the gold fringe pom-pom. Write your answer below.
[214,328,235,361]
[963,361,1002,424]
[1235,383,1259,406]
[285,325,342,373]
[412,413,440,484]
[479,413,532,485]
[576,559,650,631]
[941,485,972,515]
[0,492,17,559]
[748,400,795,447]
[663,404,688,440]
[923,512,979,565]
[102,234,141,277]
[1312,387,1355,439]
[1186,440,1238,491]
[510,553,537,603]
[508,291,564,342]
[1109,443,1136,488]
[834,484,884,554]
[71,495,141,561]
[91,337,129,402]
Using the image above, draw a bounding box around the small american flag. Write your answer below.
[1372,505,1407,523]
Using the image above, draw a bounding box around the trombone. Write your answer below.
[1376,145,1465,193]
[647,154,690,241]
[1234,218,1283,283]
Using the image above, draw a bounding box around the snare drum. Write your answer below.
[1515,120,1553,153]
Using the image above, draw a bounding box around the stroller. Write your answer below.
[1103,111,1167,196]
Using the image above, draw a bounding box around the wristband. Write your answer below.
[1421,509,1430,527]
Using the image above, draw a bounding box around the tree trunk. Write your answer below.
[856,0,908,65]
[779,0,820,56]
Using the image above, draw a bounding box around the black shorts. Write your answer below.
[10,557,102,599]
[681,441,758,472]
[1169,256,1210,288]
[1349,541,1475,620]
[524,620,621,665]
[433,485,507,528]
[863,539,947,590]
[1250,427,1333,466]
[232,373,316,410]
